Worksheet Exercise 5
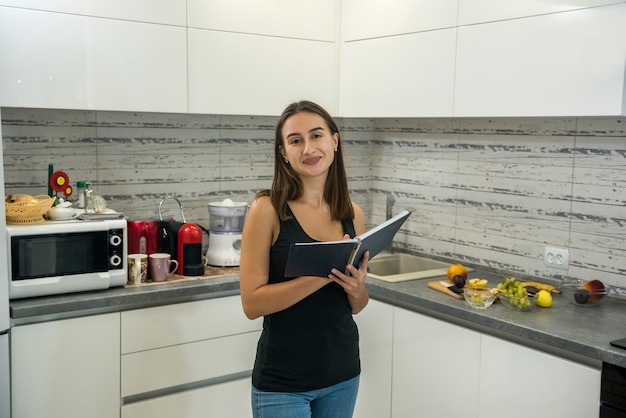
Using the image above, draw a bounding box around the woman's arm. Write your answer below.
[239,196,329,320]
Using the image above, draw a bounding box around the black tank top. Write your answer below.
[251,206,361,392]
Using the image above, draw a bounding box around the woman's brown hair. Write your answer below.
[256,101,354,222]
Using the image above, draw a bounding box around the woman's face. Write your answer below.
[280,111,339,179]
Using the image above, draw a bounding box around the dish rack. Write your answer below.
[5,194,56,225]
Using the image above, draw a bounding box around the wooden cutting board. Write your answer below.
[428,280,464,300]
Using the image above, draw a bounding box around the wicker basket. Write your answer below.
[5,194,56,225]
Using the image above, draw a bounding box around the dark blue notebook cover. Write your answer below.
[283,210,411,278]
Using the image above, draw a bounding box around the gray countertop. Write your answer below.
[10,269,626,369]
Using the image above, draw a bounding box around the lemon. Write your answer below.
[536,289,552,308]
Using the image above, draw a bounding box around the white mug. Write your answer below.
[127,253,148,285]
[149,253,179,282]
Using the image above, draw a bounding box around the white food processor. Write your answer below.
[205,198,248,266]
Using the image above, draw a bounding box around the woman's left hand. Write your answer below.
[329,248,370,313]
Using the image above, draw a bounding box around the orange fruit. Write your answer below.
[447,264,468,281]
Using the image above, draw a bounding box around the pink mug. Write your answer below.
[149,253,179,282]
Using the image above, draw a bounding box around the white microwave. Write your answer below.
[6,219,127,299]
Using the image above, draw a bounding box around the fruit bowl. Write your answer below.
[562,279,608,307]
[5,194,56,224]
[464,287,496,309]
[498,293,535,311]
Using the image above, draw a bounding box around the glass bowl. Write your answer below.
[498,293,535,311]
[561,279,608,307]
[464,287,496,309]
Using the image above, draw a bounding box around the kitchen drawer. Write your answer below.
[121,295,262,354]
[121,330,260,396]
[121,377,252,418]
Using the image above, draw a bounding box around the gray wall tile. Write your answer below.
[2,108,625,290]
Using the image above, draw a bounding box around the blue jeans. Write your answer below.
[251,375,360,418]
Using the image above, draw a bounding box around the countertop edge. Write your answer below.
[9,273,626,368]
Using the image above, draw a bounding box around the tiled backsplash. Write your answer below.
[2,108,625,289]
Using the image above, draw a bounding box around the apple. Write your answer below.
[583,279,606,300]
[468,278,488,288]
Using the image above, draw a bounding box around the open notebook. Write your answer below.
[283,210,411,278]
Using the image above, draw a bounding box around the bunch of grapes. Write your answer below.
[497,277,532,310]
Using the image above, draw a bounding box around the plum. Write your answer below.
[574,289,590,305]
[452,275,466,288]
[524,285,539,296]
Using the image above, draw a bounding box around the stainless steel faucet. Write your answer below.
[386,193,395,220]
[385,193,396,253]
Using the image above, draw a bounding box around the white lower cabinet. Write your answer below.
[478,334,601,418]
[120,295,262,418]
[389,307,601,418]
[121,377,253,418]
[391,307,482,418]
[353,299,394,418]
[11,312,121,418]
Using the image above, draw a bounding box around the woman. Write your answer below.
[240,100,370,418]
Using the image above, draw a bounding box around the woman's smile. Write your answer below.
[303,155,322,165]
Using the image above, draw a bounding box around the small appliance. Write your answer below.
[177,223,205,276]
[6,218,127,299]
[206,199,248,266]
[127,220,159,255]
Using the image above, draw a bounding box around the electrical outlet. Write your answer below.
[544,246,570,270]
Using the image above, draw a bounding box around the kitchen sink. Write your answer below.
[367,253,472,282]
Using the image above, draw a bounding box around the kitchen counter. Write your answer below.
[9,268,626,368]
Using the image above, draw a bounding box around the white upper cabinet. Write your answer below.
[188,0,336,41]
[188,29,337,116]
[0,0,186,25]
[454,4,626,117]
[340,0,458,117]
[186,0,338,115]
[458,0,626,25]
[342,0,458,41]
[0,7,188,112]
[340,29,456,117]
